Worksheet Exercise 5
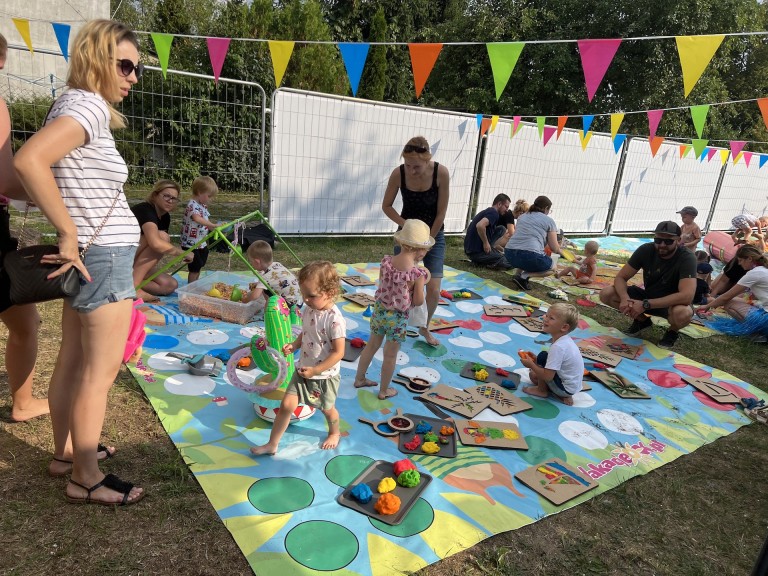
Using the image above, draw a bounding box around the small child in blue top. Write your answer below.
[180,176,218,283]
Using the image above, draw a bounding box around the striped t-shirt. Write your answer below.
[46,89,139,248]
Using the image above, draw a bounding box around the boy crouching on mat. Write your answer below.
[519,303,583,406]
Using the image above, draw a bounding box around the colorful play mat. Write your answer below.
[128,263,760,575]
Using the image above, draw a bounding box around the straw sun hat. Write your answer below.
[394,219,435,249]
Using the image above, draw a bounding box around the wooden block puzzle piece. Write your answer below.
[588,370,651,399]
[514,457,598,505]
[483,303,528,317]
[514,316,545,333]
[341,275,375,287]
[418,383,491,418]
[578,344,622,368]
[455,418,528,450]
[464,383,532,416]
[682,377,741,404]
[427,318,462,332]
[342,292,376,308]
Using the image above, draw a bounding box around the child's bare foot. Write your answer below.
[321,433,340,450]
[250,443,278,456]
[378,388,398,400]
[10,398,50,422]
[419,327,439,347]
[559,395,574,406]
[136,289,160,303]
[522,385,548,398]
[353,378,377,388]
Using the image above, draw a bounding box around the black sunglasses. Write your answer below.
[116,58,144,81]
[403,144,429,154]
[653,237,677,245]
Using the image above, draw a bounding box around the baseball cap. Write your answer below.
[676,206,698,217]
[654,221,682,236]
[697,262,713,274]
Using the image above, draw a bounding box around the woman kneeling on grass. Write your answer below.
[697,245,768,344]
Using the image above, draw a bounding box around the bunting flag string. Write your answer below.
[648,109,664,139]
[577,39,622,102]
[268,40,294,87]
[151,33,174,79]
[51,23,70,61]
[675,35,725,97]
[720,149,730,165]
[690,104,710,138]
[543,125,557,147]
[206,37,231,84]
[610,113,625,140]
[486,42,525,101]
[338,43,369,97]
[11,18,33,54]
[556,116,568,139]
[408,43,443,98]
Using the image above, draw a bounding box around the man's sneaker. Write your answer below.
[511,275,531,291]
[625,315,652,335]
[658,329,679,349]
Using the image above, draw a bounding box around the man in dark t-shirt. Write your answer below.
[464,194,512,269]
[599,221,697,349]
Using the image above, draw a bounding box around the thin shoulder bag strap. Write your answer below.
[79,189,122,258]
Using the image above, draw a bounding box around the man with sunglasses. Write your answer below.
[599,221,697,349]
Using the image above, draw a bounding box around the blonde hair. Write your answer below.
[549,303,579,332]
[247,240,273,266]
[298,261,340,299]
[401,136,432,160]
[147,179,180,203]
[736,245,768,267]
[191,176,218,197]
[584,240,600,255]
[512,199,529,218]
[67,20,138,129]
[0,33,7,59]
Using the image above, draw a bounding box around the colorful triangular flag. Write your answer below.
[679,144,692,158]
[151,33,174,79]
[675,35,725,97]
[338,43,369,97]
[478,116,491,137]
[758,98,768,131]
[577,38,622,102]
[536,117,545,139]
[610,113,624,140]
[543,125,556,147]
[720,150,730,166]
[759,154,768,169]
[206,37,231,84]
[12,19,33,54]
[733,151,744,165]
[556,116,568,139]
[511,116,522,138]
[582,115,594,137]
[648,109,664,139]
[707,148,718,162]
[580,131,593,150]
[268,41,295,87]
[613,134,627,154]
[691,139,708,159]
[408,43,443,98]
[486,42,524,100]
[649,136,664,157]
[730,140,746,159]
[490,115,499,133]
[689,104,709,138]
[743,151,753,168]
[51,23,70,61]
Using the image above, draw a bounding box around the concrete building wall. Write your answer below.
[1,1,109,99]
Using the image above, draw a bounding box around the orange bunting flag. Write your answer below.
[757,98,768,131]
[675,35,725,97]
[408,43,443,98]
[12,18,34,54]
[268,41,295,87]
[679,144,691,158]
[649,136,664,157]
[479,117,492,137]
[556,116,568,139]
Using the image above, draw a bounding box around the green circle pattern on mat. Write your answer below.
[247,477,314,513]
[325,454,374,487]
[519,435,567,465]
[441,359,468,374]
[285,521,358,570]
[370,498,435,537]
[523,397,561,419]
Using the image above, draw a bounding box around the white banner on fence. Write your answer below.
[712,158,768,231]
[270,89,479,235]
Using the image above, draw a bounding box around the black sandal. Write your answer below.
[66,473,144,506]
[48,444,117,478]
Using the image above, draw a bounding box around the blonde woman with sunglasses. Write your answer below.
[14,20,144,505]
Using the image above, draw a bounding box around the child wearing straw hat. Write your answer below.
[354,220,433,400]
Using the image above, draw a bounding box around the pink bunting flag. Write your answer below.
[706,148,718,162]
[206,37,231,84]
[542,125,556,147]
[511,116,522,138]
[743,151,753,168]
[577,39,622,102]
[730,140,746,159]
[647,110,664,139]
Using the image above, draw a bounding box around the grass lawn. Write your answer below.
[0,232,766,576]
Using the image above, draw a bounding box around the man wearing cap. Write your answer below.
[599,221,697,348]
[677,206,701,251]
[464,193,512,269]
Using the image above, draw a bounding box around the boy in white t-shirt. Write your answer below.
[519,303,584,406]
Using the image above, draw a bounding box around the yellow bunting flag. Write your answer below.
[490,115,499,133]
[12,18,34,54]
[720,150,730,165]
[580,131,592,150]
[268,41,295,87]
[610,113,624,140]
[675,35,725,97]
[649,136,664,157]
[733,151,743,165]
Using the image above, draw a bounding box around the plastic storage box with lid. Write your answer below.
[177,271,261,324]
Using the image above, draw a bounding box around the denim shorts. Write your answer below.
[69,245,137,313]
[504,248,552,273]
[536,351,571,398]
[394,229,445,279]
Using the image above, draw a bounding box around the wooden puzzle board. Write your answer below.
[483,303,528,317]
[578,344,622,367]
[455,419,528,450]
[514,457,598,505]
[427,318,462,332]
[418,384,491,418]
[588,370,651,399]
[682,377,741,403]
[513,316,545,333]
[464,383,532,415]
[341,275,375,286]
[599,337,642,360]
[342,292,376,307]
[459,361,520,389]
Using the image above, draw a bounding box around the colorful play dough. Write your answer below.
[414,421,432,434]
[374,493,401,515]
[350,483,373,504]
[403,435,421,451]
[377,477,396,494]
[397,469,421,487]
[440,425,455,435]
[421,442,440,454]
[475,368,489,381]
[438,435,450,444]
[423,432,438,443]
[392,459,417,477]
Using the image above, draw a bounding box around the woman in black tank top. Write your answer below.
[382,136,450,347]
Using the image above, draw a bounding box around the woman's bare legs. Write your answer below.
[419,275,442,346]
[133,232,178,298]
[1,304,47,422]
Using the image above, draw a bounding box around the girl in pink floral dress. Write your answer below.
[354,220,432,399]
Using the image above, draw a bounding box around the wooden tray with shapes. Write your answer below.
[337,459,433,525]
[427,318,462,332]
[588,370,650,399]
[513,315,545,333]
[682,377,741,404]
[460,361,520,389]
[341,275,375,287]
[455,418,528,450]
[514,457,598,505]
[600,337,642,360]
[398,413,457,459]
[342,292,376,308]
[418,383,490,418]
[578,345,622,368]
[483,303,528,317]
[343,338,366,362]
[465,383,532,415]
